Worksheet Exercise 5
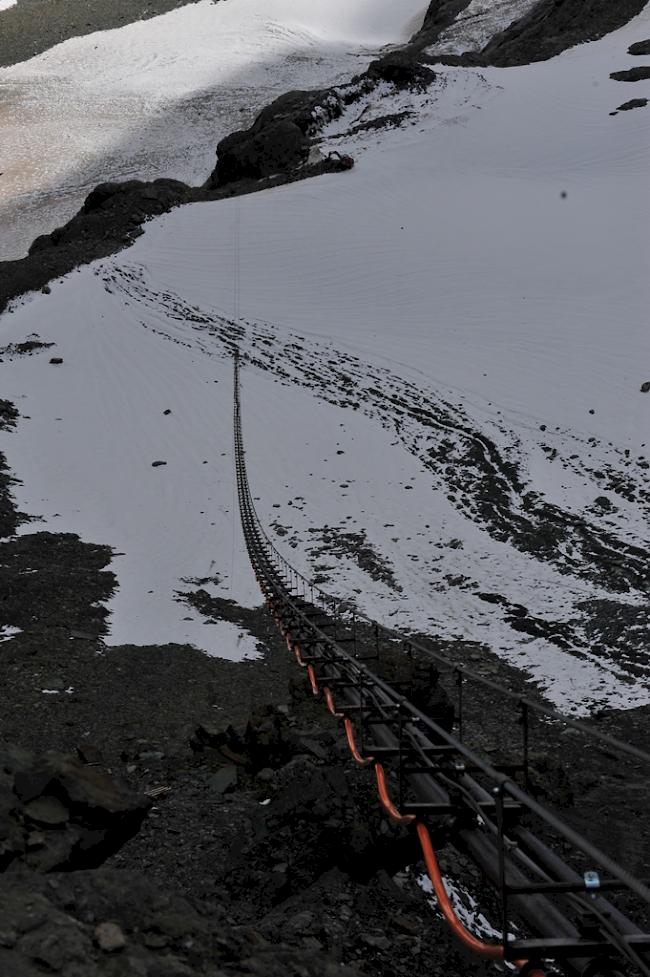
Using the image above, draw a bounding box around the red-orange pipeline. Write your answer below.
[275,606,545,976]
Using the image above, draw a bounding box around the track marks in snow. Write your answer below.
[112,264,649,594]
[104,262,650,693]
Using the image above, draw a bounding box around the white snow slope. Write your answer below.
[1,6,649,710]
[0,0,427,259]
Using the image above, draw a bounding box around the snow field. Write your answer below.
[0,0,428,258]
[0,278,259,659]
[1,8,649,710]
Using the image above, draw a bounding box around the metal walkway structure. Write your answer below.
[233,354,650,977]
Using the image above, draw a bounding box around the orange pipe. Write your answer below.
[416,823,545,974]
[275,602,544,976]
[323,687,344,718]
[374,763,416,824]
[416,822,504,959]
[344,718,374,766]
[307,664,319,695]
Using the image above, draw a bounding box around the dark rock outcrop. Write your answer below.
[410,0,474,50]
[610,65,650,82]
[80,178,188,217]
[0,746,150,872]
[210,89,341,187]
[28,178,190,258]
[0,178,191,313]
[216,753,419,909]
[628,39,650,55]
[215,119,309,186]
[421,0,472,34]
[480,0,649,66]
[413,0,650,66]
[367,53,436,90]
[613,97,648,113]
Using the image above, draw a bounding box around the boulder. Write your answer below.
[610,66,650,82]
[216,119,309,186]
[82,179,188,215]
[614,97,648,112]
[0,746,150,872]
[628,39,650,55]
[211,90,341,187]
[191,705,306,771]
[367,53,436,90]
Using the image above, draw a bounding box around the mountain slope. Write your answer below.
[1,5,649,713]
[0,0,428,260]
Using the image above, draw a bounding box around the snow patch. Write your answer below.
[0,625,22,642]
[418,872,507,942]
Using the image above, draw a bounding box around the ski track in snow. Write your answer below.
[1,8,650,710]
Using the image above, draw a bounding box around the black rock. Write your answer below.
[217,119,309,186]
[479,0,649,67]
[208,766,238,794]
[615,97,648,111]
[1,746,150,872]
[211,90,341,187]
[628,39,650,55]
[610,66,650,82]
[82,178,188,215]
[367,53,436,90]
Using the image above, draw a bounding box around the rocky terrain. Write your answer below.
[1,0,649,974]
[2,412,650,974]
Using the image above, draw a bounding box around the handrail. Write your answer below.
[233,352,649,977]
[247,478,650,767]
